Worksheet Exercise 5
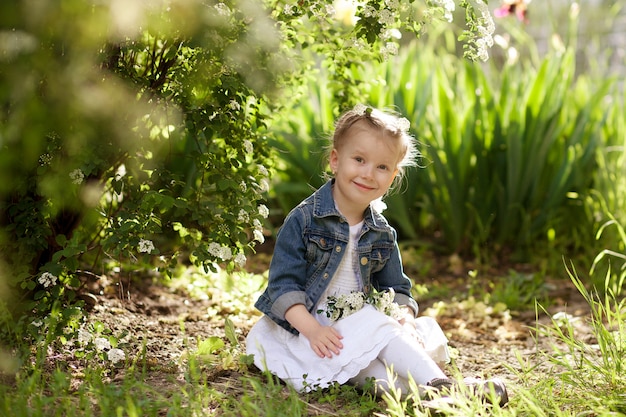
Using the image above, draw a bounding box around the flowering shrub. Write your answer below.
[0,0,496,345]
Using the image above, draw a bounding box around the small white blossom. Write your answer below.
[258,178,270,193]
[362,5,376,18]
[77,328,91,345]
[377,9,394,25]
[94,337,111,351]
[381,28,402,41]
[69,169,84,184]
[115,164,127,181]
[257,164,269,177]
[353,103,367,114]
[39,153,52,166]
[243,140,253,154]
[283,4,295,15]
[107,348,126,364]
[208,242,233,261]
[214,3,231,16]
[228,100,240,111]
[234,253,247,268]
[38,272,58,288]
[381,42,398,59]
[31,320,43,327]
[138,239,155,253]
[253,229,265,244]
[237,209,249,223]
[258,204,269,218]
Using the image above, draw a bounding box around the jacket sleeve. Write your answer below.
[264,207,310,320]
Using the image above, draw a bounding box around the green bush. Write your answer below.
[0,0,494,345]
[269,25,624,264]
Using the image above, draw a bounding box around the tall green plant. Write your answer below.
[353,35,616,257]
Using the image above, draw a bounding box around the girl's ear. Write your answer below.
[329,148,339,174]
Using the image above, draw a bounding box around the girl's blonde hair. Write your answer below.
[330,104,420,189]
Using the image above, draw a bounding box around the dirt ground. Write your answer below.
[82,252,594,414]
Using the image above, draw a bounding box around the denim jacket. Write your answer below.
[254,179,419,335]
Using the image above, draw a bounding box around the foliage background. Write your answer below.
[0,0,498,342]
[1,0,625,415]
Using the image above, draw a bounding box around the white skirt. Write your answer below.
[246,305,449,392]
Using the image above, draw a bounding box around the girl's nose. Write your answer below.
[361,164,374,179]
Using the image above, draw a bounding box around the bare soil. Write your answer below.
[82,252,594,415]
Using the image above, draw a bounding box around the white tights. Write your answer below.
[348,330,447,396]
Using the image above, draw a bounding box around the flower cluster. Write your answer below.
[77,327,126,365]
[318,288,403,322]
[69,169,84,185]
[466,0,495,61]
[38,272,58,288]
[138,238,155,253]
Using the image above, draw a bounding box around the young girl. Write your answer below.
[246,105,507,405]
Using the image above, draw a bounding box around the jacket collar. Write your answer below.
[312,179,386,231]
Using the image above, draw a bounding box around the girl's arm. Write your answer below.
[285,304,344,358]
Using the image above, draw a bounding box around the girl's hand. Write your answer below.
[285,304,344,358]
[397,306,421,341]
[305,325,344,358]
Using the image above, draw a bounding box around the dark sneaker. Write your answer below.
[464,377,509,407]
[423,377,509,408]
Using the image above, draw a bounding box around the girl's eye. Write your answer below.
[355,157,364,163]
[378,165,389,171]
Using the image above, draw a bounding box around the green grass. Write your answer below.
[1,244,625,416]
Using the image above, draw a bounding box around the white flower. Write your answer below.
[243,140,253,154]
[237,209,249,223]
[208,242,233,261]
[214,3,231,16]
[138,239,155,253]
[240,181,247,192]
[31,320,43,327]
[69,169,84,185]
[257,164,269,177]
[353,103,367,115]
[377,9,394,25]
[258,178,270,193]
[253,229,265,244]
[39,153,52,166]
[228,100,240,111]
[77,328,91,345]
[381,42,398,59]
[283,4,295,15]
[115,164,126,181]
[38,272,57,288]
[258,204,269,219]
[107,348,126,364]
[234,253,247,268]
[94,337,111,351]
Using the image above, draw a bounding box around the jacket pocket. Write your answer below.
[368,243,393,274]
[305,233,336,279]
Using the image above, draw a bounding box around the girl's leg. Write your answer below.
[349,358,410,395]
[378,331,447,385]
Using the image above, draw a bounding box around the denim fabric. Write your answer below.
[254,179,419,335]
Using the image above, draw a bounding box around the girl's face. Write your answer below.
[329,124,402,219]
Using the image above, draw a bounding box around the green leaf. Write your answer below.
[196,336,225,356]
